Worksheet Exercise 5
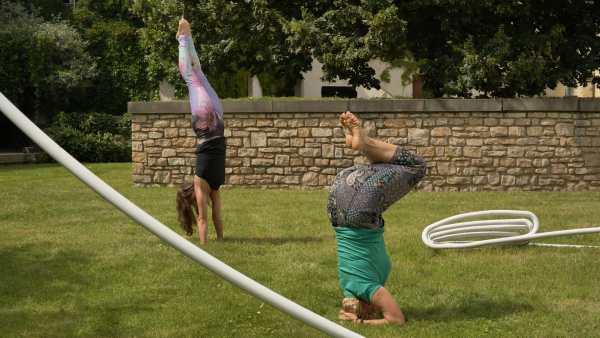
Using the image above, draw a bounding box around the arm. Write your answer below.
[366,287,405,325]
[193,176,210,244]
[209,189,223,239]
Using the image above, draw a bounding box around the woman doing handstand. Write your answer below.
[329,112,427,325]
[175,18,225,244]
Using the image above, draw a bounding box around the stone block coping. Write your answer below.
[128,98,598,114]
[0,153,36,164]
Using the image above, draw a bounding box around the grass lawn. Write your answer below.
[1,163,599,337]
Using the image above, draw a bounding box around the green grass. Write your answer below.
[1,163,599,337]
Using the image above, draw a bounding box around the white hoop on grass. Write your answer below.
[423,210,600,249]
[0,92,364,338]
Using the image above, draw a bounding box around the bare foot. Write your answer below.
[345,112,368,151]
[176,18,191,40]
[341,112,398,164]
[340,112,353,148]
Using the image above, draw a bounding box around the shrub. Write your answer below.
[117,113,132,138]
[42,112,131,163]
[35,152,51,163]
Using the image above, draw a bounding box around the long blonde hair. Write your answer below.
[342,298,379,320]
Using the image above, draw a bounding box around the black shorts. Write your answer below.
[195,137,226,190]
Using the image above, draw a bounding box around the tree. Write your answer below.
[0,1,98,147]
[0,1,97,118]
[398,0,600,98]
[287,1,412,90]
[132,0,415,95]
[69,0,156,115]
[132,0,317,97]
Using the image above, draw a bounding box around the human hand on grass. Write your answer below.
[338,310,358,323]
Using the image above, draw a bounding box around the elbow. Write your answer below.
[393,317,405,325]
[386,314,405,325]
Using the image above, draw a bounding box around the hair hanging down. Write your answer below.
[342,298,379,320]
[176,182,198,236]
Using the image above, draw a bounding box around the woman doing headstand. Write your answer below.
[329,112,427,325]
[175,18,225,244]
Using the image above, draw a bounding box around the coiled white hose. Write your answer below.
[423,210,600,249]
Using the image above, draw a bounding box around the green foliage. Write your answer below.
[16,0,68,20]
[40,112,131,163]
[4,0,600,110]
[399,0,600,98]
[33,151,51,163]
[117,113,132,136]
[0,1,97,118]
[69,0,156,115]
[287,1,411,90]
[46,111,131,136]
[132,0,312,98]
[380,57,426,86]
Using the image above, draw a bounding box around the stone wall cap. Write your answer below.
[349,100,425,112]
[128,101,190,114]
[348,99,502,112]
[424,99,502,112]
[503,98,579,111]
[579,99,600,112]
[271,100,349,112]
[129,98,600,114]
[223,100,273,113]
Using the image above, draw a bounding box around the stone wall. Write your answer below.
[129,99,600,191]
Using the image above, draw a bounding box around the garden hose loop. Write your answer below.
[423,210,600,249]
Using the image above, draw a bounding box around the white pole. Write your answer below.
[0,92,364,338]
[423,210,600,249]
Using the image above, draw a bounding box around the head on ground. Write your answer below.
[342,297,379,320]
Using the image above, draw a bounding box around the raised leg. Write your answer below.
[177,18,224,138]
[341,111,397,164]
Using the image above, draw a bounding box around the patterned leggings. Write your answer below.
[327,147,427,229]
[178,35,224,141]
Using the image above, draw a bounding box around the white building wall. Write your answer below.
[247,75,263,98]
[159,80,177,101]
[299,60,413,99]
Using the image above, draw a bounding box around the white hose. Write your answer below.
[423,210,600,249]
[0,92,364,338]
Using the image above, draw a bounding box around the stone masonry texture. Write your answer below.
[129,100,600,191]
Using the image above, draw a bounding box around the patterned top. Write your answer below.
[327,147,427,229]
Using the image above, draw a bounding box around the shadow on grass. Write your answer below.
[0,243,91,302]
[0,243,155,336]
[0,163,62,172]
[404,299,533,323]
[221,235,326,245]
